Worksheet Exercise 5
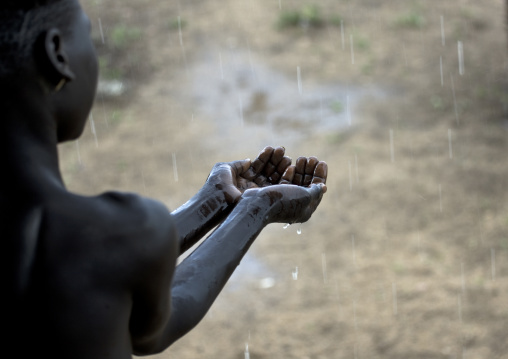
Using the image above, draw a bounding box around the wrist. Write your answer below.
[171,186,233,253]
[186,185,229,220]
[235,191,279,225]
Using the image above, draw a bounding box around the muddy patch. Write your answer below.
[180,47,388,150]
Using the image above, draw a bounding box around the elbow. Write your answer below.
[132,329,181,357]
[130,314,172,356]
[130,311,191,355]
[131,296,209,355]
[131,333,167,356]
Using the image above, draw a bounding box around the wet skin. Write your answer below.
[1,1,328,358]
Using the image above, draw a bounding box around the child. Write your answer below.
[1,0,328,357]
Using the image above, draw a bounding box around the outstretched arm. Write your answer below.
[171,146,292,254]
[160,186,324,351]
[132,159,327,354]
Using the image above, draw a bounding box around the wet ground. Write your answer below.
[181,47,389,150]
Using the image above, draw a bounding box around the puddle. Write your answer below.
[182,47,388,150]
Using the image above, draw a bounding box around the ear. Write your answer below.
[42,28,76,83]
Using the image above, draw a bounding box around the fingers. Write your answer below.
[242,146,273,180]
[242,146,292,184]
[280,158,328,192]
[250,146,274,174]
[293,157,307,186]
[268,155,291,183]
[310,161,328,191]
[229,159,252,176]
[303,157,318,186]
[263,146,284,177]
[280,165,295,184]
[240,147,327,192]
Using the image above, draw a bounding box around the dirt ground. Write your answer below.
[62,0,507,358]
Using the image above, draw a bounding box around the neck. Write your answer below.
[0,77,64,189]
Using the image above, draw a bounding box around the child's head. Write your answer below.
[0,0,99,142]
[0,1,76,78]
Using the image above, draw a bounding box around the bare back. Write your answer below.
[2,187,178,359]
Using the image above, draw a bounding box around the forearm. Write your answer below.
[171,187,233,254]
[161,195,273,348]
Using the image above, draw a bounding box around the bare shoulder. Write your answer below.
[2,190,180,357]
[44,190,179,279]
[88,190,176,252]
[90,191,176,243]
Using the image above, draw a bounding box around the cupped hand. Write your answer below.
[203,146,291,206]
[243,182,325,224]
[241,146,292,187]
[204,146,327,209]
[280,156,328,193]
[204,159,252,205]
[242,153,328,224]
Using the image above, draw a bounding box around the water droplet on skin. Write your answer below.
[297,225,302,235]
[283,223,290,229]
[292,266,298,280]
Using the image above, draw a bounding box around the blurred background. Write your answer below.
[61,0,507,358]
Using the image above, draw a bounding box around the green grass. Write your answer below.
[355,35,370,51]
[329,15,343,27]
[110,24,142,50]
[395,12,426,29]
[430,95,446,110]
[108,110,124,126]
[168,17,187,31]
[98,56,123,80]
[277,5,333,30]
[330,100,344,113]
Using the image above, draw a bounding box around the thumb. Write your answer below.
[230,159,251,175]
[308,183,325,202]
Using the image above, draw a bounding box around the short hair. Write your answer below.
[0,0,73,77]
